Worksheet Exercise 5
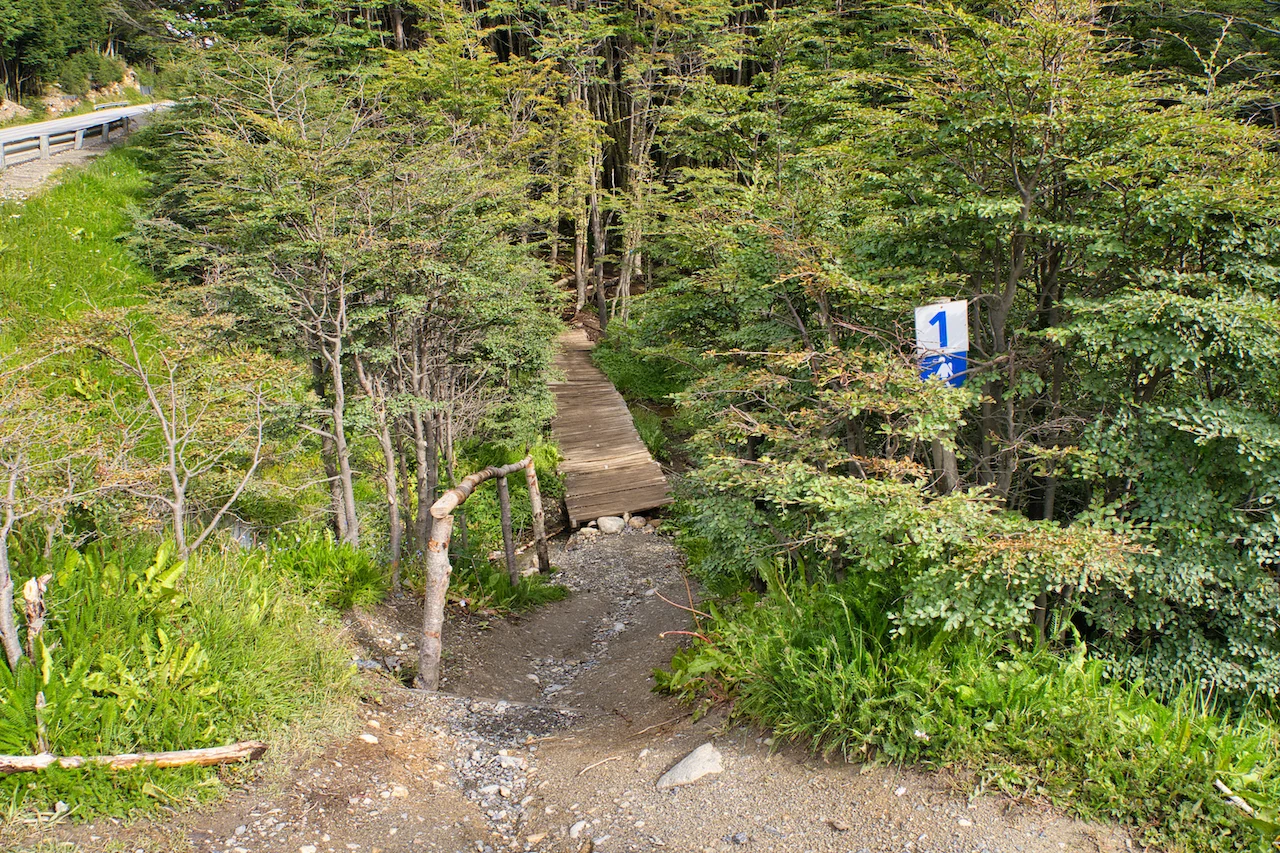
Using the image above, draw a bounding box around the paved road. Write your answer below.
[0,102,170,146]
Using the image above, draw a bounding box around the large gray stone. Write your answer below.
[596,516,626,534]
[655,743,723,790]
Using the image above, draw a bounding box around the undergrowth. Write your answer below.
[630,405,668,460]
[591,326,692,403]
[0,540,355,819]
[266,529,387,610]
[448,555,569,613]
[658,578,1280,852]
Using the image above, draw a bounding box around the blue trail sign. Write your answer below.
[915,300,968,387]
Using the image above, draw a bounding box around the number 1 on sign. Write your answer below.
[929,311,948,349]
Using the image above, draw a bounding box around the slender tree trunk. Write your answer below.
[311,359,348,540]
[391,6,406,50]
[525,462,549,573]
[590,166,608,332]
[395,426,413,551]
[497,475,517,586]
[322,432,347,542]
[0,531,21,669]
[327,344,360,545]
[574,202,589,312]
[411,406,438,548]
[354,356,401,587]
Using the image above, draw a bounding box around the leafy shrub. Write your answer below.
[0,541,354,817]
[266,530,387,610]
[58,53,125,98]
[658,580,1280,852]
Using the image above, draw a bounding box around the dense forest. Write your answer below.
[3,0,1280,850]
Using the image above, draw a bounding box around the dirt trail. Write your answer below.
[9,529,1133,853]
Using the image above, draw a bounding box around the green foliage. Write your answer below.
[266,530,387,611]
[450,442,563,555]
[57,51,124,97]
[0,540,355,817]
[448,555,569,614]
[629,406,667,461]
[659,580,1280,851]
[592,327,694,403]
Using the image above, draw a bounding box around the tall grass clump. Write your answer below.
[658,578,1280,852]
[266,529,388,610]
[0,540,355,818]
[630,405,668,460]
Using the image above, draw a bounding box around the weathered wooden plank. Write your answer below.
[551,328,670,526]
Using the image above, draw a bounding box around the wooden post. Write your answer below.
[0,142,6,171]
[525,461,550,573]
[497,474,518,586]
[74,129,84,150]
[39,135,49,159]
[101,122,110,143]
[416,513,454,691]
[416,456,532,691]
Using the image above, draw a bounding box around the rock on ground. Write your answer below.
[655,742,723,790]
[596,516,626,534]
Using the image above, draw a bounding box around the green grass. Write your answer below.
[0,540,356,819]
[0,145,154,349]
[267,528,389,610]
[659,579,1280,853]
[630,405,668,460]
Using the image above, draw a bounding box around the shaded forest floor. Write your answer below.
[7,531,1132,853]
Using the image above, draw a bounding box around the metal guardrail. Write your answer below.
[0,103,168,171]
[0,119,125,170]
[93,101,129,111]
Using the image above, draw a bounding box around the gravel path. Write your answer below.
[7,528,1134,853]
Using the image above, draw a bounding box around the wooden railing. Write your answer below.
[417,456,549,691]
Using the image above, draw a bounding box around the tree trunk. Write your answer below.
[391,5,406,50]
[354,356,401,588]
[574,202,589,312]
[497,475,518,586]
[0,532,21,670]
[417,514,454,691]
[411,406,438,549]
[589,161,608,333]
[931,439,959,494]
[327,346,360,545]
[525,462,549,573]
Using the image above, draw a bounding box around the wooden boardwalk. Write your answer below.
[550,328,671,526]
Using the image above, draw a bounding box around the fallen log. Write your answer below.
[0,740,268,775]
